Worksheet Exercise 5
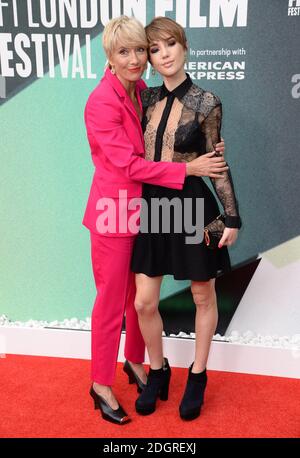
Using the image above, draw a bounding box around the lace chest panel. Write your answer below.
[144,100,207,163]
[144,97,184,162]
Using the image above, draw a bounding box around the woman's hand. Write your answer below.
[218,227,238,248]
[215,137,225,155]
[186,151,229,178]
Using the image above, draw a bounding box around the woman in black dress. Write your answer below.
[131,17,242,420]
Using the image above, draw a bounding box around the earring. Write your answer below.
[151,67,156,76]
[185,55,188,67]
[110,66,116,75]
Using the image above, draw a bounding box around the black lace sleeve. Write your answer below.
[201,96,241,229]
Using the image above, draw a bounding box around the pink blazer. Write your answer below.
[82,68,186,236]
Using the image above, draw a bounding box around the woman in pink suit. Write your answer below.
[83,16,227,425]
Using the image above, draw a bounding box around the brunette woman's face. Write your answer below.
[149,36,186,78]
[109,42,148,84]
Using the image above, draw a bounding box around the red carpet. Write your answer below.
[0,354,299,438]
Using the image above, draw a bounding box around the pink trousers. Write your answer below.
[90,232,145,385]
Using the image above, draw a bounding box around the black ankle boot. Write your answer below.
[179,364,207,420]
[135,358,171,415]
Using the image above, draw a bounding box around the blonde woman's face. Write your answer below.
[109,42,148,84]
[149,36,186,78]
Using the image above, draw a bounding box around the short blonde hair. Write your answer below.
[102,16,148,63]
[145,17,187,50]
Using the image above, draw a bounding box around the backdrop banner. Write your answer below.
[0,1,299,339]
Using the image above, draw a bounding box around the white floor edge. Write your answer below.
[0,326,299,379]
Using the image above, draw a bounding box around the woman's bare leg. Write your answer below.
[134,273,164,369]
[190,279,218,372]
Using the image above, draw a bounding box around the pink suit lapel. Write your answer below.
[104,68,144,144]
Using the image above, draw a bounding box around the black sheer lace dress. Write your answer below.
[131,74,241,281]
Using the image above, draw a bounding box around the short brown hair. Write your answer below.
[145,17,187,50]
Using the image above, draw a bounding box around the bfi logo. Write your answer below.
[288,0,300,15]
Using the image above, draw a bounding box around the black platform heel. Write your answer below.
[123,360,147,393]
[89,386,131,425]
[135,358,171,415]
[179,364,207,421]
